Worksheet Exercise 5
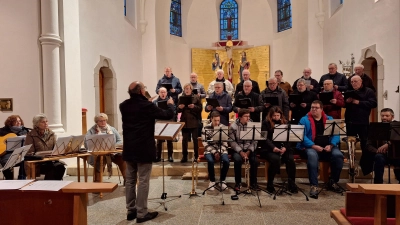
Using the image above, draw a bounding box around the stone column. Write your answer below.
[39,0,64,133]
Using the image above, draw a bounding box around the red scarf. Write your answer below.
[307,111,327,141]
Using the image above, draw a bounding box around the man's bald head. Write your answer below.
[128,81,145,96]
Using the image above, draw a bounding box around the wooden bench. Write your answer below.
[330,183,397,225]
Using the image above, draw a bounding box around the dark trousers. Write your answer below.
[40,161,66,180]
[182,128,198,159]
[156,140,173,159]
[347,123,370,174]
[204,153,230,182]
[262,150,296,184]
[374,153,400,183]
[232,151,258,185]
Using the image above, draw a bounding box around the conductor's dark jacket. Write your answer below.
[120,93,175,163]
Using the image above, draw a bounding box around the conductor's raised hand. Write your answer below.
[167,98,174,105]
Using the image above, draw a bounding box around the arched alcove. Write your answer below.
[93,56,118,128]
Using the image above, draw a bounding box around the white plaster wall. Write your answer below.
[0,0,41,124]
[322,0,400,117]
[79,0,143,131]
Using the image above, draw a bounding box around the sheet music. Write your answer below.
[20,180,73,191]
[239,122,265,140]
[273,124,305,142]
[69,135,85,153]
[155,123,167,136]
[85,134,115,152]
[2,145,31,171]
[160,123,181,137]
[6,136,26,151]
[0,180,34,190]
[205,126,230,141]
[51,136,73,155]
[324,120,346,135]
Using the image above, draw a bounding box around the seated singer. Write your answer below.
[202,111,229,191]
[0,115,28,179]
[229,109,258,191]
[260,106,297,193]
[297,100,343,199]
[366,108,400,184]
[177,83,202,163]
[86,113,126,183]
[24,114,66,180]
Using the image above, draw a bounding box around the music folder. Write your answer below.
[289,94,302,105]
[314,135,330,147]
[192,89,198,95]
[161,83,173,90]
[157,100,169,110]
[206,98,220,108]
[236,98,252,108]
[319,92,334,105]
[368,122,391,141]
[343,90,360,100]
[178,96,192,106]
[264,96,279,106]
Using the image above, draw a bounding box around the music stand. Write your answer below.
[0,145,31,173]
[272,124,309,201]
[236,122,268,208]
[5,136,26,152]
[201,126,235,205]
[390,122,400,159]
[149,121,184,211]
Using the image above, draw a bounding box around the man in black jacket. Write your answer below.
[319,63,348,92]
[233,80,263,122]
[344,75,377,176]
[120,81,175,223]
[292,68,320,94]
[234,69,260,97]
[347,64,376,92]
[259,77,290,121]
[290,79,318,124]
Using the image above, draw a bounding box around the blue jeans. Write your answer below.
[304,147,343,186]
[204,153,229,182]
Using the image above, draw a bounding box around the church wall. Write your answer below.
[0,1,42,124]
[322,0,400,117]
[79,0,143,131]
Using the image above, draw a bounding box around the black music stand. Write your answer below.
[0,145,31,174]
[236,123,268,208]
[201,126,235,205]
[149,122,184,211]
[272,124,309,201]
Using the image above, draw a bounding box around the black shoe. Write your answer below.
[137,212,158,223]
[168,156,173,162]
[180,157,188,163]
[250,184,260,191]
[127,211,137,221]
[266,183,276,193]
[327,179,343,193]
[153,157,161,162]
[234,183,241,192]
[288,179,298,194]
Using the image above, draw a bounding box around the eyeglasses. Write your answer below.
[311,107,321,109]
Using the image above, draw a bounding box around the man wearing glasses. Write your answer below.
[319,79,345,119]
[344,75,377,176]
[155,67,182,106]
[260,77,289,121]
[292,68,320,94]
[297,100,344,199]
[290,79,318,124]
[319,63,348,92]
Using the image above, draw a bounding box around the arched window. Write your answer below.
[170,0,182,37]
[277,0,292,32]
[220,0,238,40]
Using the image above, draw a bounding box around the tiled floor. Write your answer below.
[63,175,372,225]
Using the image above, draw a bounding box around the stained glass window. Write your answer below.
[277,0,292,32]
[340,0,343,4]
[170,0,182,37]
[124,0,126,16]
[220,0,238,40]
